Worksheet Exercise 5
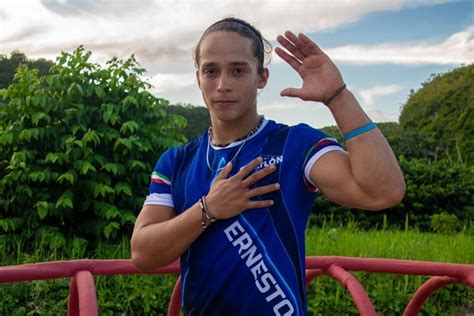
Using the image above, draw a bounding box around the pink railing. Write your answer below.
[0,256,472,315]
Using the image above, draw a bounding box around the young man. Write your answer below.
[131,18,405,315]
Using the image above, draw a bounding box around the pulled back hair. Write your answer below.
[193,17,273,74]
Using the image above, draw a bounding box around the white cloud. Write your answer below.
[358,84,403,106]
[326,26,474,65]
[146,73,196,93]
[366,109,398,123]
[259,101,308,111]
[0,0,459,70]
[272,26,474,66]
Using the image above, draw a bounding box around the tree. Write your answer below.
[399,64,474,164]
[165,103,210,141]
[0,51,54,90]
[0,47,185,243]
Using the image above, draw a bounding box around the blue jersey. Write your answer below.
[145,119,344,315]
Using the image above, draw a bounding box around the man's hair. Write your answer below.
[193,17,272,73]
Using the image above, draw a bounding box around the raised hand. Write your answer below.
[204,157,280,219]
[275,31,345,104]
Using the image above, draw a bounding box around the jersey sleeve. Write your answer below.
[143,148,175,208]
[296,124,346,192]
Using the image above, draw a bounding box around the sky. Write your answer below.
[1,0,473,128]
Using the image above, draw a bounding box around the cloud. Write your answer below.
[0,0,458,71]
[146,73,196,93]
[359,84,404,106]
[326,26,474,65]
[259,102,304,111]
[366,109,398,122]
[272,26,474,66]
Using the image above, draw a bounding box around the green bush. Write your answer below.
[430,213,461,234]
[0,47,185,245]
[311,158,474,231]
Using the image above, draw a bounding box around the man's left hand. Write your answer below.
[275,31,344,104]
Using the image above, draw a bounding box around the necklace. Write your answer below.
[209,115,264,147]
[206,138,246,172]
[206,116,264,172]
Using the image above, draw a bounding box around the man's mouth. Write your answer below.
[213,100,237,105]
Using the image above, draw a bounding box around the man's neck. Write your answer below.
[210,114,261,146]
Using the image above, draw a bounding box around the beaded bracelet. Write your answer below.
[342,122,377,142]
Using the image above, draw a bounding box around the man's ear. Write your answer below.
[257,68,269,89]
[196,70,201,89]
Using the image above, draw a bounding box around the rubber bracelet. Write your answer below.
[342,122,377,142]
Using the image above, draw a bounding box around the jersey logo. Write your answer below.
[256,155,283,171]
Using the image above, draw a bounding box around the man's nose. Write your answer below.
[217,74,232,92]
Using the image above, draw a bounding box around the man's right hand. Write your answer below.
[205,157,280,219]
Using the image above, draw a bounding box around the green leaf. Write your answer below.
[120,120,139,134]
[19,129,32,142]
[83,129,100,146]
[102,163,120,175]
[45,76,53,86]
[94,86,104,98]
[122,96,138,107]
[121,212,136,224]
[75,83,84,96]
[104,222,120,239]
[36,201,49,219]
[80,161,97,175]
[128,160,147,171]
[56,190,73,209]
[31,112,51,126]
[0,219,9,232]
[114,138,132,151]
[105,206,120,220]
[115,182,132,196]
[45,153,59,164]
[58,171,76,184]
[0,132,13,145]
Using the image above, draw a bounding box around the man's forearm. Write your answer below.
[131,203,203,271]
[327,88,405,202]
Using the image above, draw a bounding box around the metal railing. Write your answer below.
[1,256,472,315]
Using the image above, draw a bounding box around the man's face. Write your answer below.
[196,31,268,123]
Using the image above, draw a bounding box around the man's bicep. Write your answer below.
[309,151,374,209]
[134,204,176,232]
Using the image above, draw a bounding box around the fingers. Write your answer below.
[275,47,301,72]
[277,34,305,62]
[247,183,280,198]
[241,164,276,187]
[214,161,233,181]
[277,31,322,61]
[298,33,323,54]
[248,199,274,209]
[280,87,302,99]
[234,157,263,180]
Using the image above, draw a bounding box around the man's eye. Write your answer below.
[203,69,216,75]
[232,68,244,75]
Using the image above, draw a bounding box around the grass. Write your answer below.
[304,225,473,315]
[305,225,474,263]
[0,225,472,315]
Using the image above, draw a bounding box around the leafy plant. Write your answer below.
[430,213,461,234]
[0,47,186,244]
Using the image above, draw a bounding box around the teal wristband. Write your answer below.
[342,122,377,142]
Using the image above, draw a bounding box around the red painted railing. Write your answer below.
[0,256,472,315]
